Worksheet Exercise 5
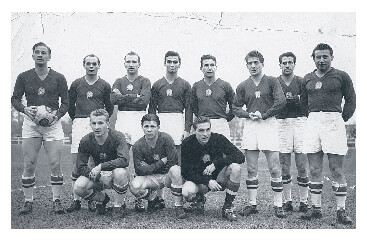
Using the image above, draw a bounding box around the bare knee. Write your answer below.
[182,181,197,199]
[112,168,129,185]
[74,177,89,197]
[129,177,145,195]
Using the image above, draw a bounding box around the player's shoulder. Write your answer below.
[193,79,204,87]
[71,77,84,85]
[80,132,95,145]
[109,129,127,141]
[159,131,175,143]
[152,77,165,86]
[264,74,277,81]
[177,77,191,87]
[330,68,350,78]
[49,68,66,79]
[138,75,151,83]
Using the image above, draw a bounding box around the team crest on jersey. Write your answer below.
[315,81,322,89]
[153,154,160,162]
[86,91,93,98]
[99,153,107,160]
[286,92,293,98]
[202,154,211,163]
[38,87,45,95]
[127,84,134,91]
[166,89,173,96]
[255,91,261,98]
[206,89,212,97]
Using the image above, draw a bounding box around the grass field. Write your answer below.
[11,144,356,229]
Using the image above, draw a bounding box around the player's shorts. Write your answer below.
[241,117,279,151]
[278,117,307,153]
[22,115,64,141]
[210,118,231,141]
[146,174,167,189]
[303,112,347,155]
[115,111,146,145]
[158,112,184,145]
[71,117,92,153]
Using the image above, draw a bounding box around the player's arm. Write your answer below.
[76,142,92,177]
[232,85,250,118]
[100,133,130,171]
[212,135,246,170]
[147,82,158,114]
[262,78,286,120]
[299,77,309,117]
[104,83,115,118]
[225,83,236,122]
[132,78,151,106]
[55,74,69,120]
[11,74,26,113]
[67,81,77,120]
[110,80,131,105]
[190,84,199,117]
[183,82,193,133]
[164,135,179,169]
[341,73,356,122]
[133,145,165,176]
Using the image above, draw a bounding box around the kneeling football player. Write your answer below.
[181,116,246,221]
[129,114,186,219]
[73,109,130,216]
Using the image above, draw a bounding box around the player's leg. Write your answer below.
[129,176,160,212]
[182,181,207,214]
[216,163,241,221]
[301,151,323,220]
[294,153,309,212]
[240,150,260,216]
[280,152,293,211]
[19,137,42,214]
[328,154,352,224]
[165,165,185,218]
[264,150,286,218]
[43,139,65,214]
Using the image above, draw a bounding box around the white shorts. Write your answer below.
[278,117,307,153]
[22,115,64,141]
[146,174,167,188]
[241,117,279,151]
[71,118,92,153]
[158,113,184,145]
[115,111,146,145]
[303,112,348,155]
[210,118,231,141]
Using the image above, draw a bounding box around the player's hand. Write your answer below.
[249,112,260,121]
[89,164,102,180]
[132,95,142,103]
[46,114,59,127]
[24,106,37,120]
[161,157,168,164]
[203,163,215,175]
[112,88,122,95]
[182,131,190,140]
[208,180,222,191]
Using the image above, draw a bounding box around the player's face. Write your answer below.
[90,115,109,137]
[32,46,51,65]
[84,56,100,76]
[280,56,295,76]
[201,59,217,78]
[124,54,140,74]
[194,122,211,145]
[164,56,180,74]
[314,49,333,73]
[142,121,160,139]
[246,57,263,76]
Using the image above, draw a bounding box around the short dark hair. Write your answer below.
[278,52,296,64]
[200,54,216,68]
[83,54,101,66]
[90,109,110,122]
[245,50,264,64]
[311,43,333,59]
[32,42,51,55]
[141,114,160,126]
[124,51,141,63]
[165,51,181,64]
[192,116,211,130]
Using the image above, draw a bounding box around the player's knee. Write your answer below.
[169,165,181,178]
[112,168,129,184]
[330,167,344,180]
[129,177,144,194]
[229,163,241,174]
[269,167,281,178]
[247,165,257,177]
[182,181,197,199]
[74,177,89,197]
[23,161,37,174]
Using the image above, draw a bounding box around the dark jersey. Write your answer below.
[233,75,286,120]
[11,68,69,119]
[76,129,130,177]
[301,68,356,122]
[191,78,235,120]
[181,133,245,186]
[276,76,308,119]
[148,77,192,131]
[111,76,151,111]
[132,132,178,176]
[68,77,114,120]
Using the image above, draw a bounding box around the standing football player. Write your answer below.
[300,43,355,225]
[111,51,151,147]
[129,114,186,219]
[11,42,69,214]
[73,109,130,216]
[191,54,235,141]
[276,52,309,213]
[66,54,114,213]
[233,50,287,218]
[181,116,245,221]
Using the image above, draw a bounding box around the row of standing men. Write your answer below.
[11,42,356,224]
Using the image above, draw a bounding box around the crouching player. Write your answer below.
[129,114,186,219]
[181,116,245,221]
[73,109,130,216]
